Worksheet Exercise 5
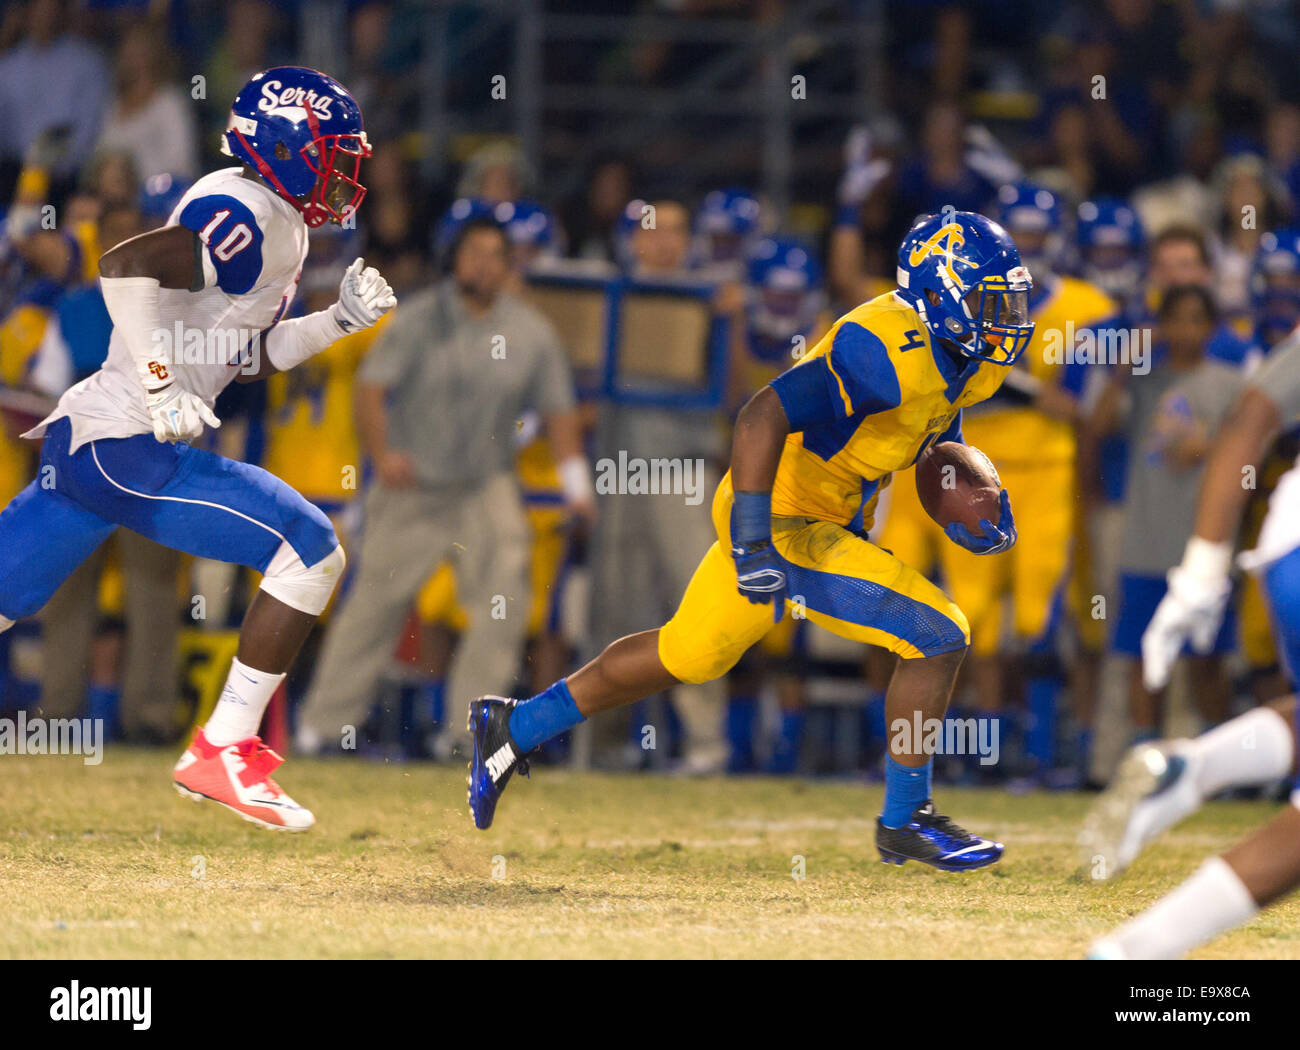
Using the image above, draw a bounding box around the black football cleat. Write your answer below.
[876,800,1004,872]
[467,695,529,830]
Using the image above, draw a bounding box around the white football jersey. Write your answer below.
[26,167,308,452]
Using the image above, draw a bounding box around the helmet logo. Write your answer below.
[258,79,335,121]
[908,222,973,287]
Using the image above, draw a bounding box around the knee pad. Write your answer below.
[260,542,346,616]
[657,623,741,685]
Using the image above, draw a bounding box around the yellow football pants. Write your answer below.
[658,475,969,683]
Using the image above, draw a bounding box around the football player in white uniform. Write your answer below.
[1083,324,1300,957]
[0,67,395,830]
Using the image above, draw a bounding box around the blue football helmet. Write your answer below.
[993,181,1066,274]
[436,197,559,271]
[696,188,762,264]
[614,197,651,270]
[433,197,500,257]
[1076,197,1144,302]
[746,235,825,363]
[496,199,559,256]
[896,211,1034,366]
[221,66,371,228]
[1252,228,1300,347]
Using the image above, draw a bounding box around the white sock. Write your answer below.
[1190,706,1294,796]
[203,657,286,746]
[1107,856,1258,959]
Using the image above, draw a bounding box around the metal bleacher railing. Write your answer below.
[299,0,888,210]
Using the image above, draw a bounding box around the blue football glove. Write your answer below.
[732,539,788,619]
[945,488,1017,555]
[731,490,787,622]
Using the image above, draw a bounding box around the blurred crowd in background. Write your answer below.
[4,0,1300,790]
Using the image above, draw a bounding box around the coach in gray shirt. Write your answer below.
[299,217,592,758]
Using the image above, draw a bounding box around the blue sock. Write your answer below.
[727,695,757,772]
[881,754,932,828]
[1025,676,1059,770]
[420,679,446,727]
[509,679,585,752]
[766,709,806,774]
[862,692,887,743]
[971,712,1008,779]
[86,685,119,738]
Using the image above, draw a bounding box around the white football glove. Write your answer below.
[145,384,220,444]
[333,257,396,333]
[1140,539,1233,692]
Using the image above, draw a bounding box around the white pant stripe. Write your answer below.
[90,442,289,548]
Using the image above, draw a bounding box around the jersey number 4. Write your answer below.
[198,210,254,261]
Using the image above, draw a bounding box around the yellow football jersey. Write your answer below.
[770,291,1008,526]
[262,313,390,504]
[964,275,1115,469]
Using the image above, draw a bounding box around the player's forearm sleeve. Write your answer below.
[1247,328,1300,425]
[263,308,348,372]
[99,275,170,392]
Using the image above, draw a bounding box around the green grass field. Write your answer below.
[1,748,1296,959]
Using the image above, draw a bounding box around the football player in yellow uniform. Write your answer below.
[468,212,1035,871]
[881,184,1117,781]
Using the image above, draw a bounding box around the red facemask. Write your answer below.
[233,105,372,228]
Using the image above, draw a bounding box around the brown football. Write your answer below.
[914,441,1002,535]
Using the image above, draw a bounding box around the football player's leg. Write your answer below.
[519,539,769,727]
[1082,546,1300,879]
[72,434,346,828]
[778,521,1002,871]
[468,539,771,828]
[783,519,969,773]
[75,435,345,664]
[1091,787,1300,960]
[0,478,116,634]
